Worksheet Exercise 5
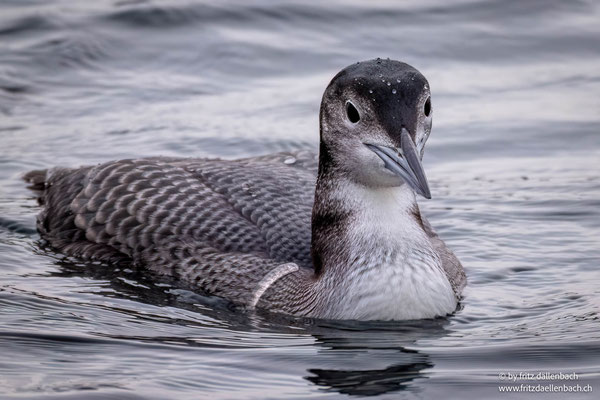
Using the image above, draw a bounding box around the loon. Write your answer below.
[25,59,466,321]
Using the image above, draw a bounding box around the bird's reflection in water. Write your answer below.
[299,318,447,396]
[306,360,433,396]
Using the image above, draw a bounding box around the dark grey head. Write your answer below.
[319,59,433,198]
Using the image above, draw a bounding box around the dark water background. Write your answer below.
[1,0,599,398]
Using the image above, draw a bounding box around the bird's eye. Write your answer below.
[346,101,360,123]
[424,97,431,117]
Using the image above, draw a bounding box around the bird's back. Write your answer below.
[26,151,319,272]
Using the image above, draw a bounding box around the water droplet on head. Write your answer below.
[392,88,397,94]
[369,89,373,94]
[387,82,391,86]
[396,78,401,83]
[378,73,383,78]
[283,156,296,165]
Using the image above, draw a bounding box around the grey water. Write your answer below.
[1,0,599,398]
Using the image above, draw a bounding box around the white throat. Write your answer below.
[315,181,456,320]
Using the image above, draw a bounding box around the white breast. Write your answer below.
[317,182,457,321]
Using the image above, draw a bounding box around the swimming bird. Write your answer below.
[25,59,466,321]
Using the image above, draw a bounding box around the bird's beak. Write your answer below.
[365,128,432,199]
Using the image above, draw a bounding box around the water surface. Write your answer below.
[1,0,599,398]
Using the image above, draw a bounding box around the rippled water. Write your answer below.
[1,0,599,398]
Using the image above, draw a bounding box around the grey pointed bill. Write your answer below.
[365,128,432,199]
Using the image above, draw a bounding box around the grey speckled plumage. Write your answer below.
[25,59,466,321]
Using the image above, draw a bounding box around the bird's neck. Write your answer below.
[310,142,429,278]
